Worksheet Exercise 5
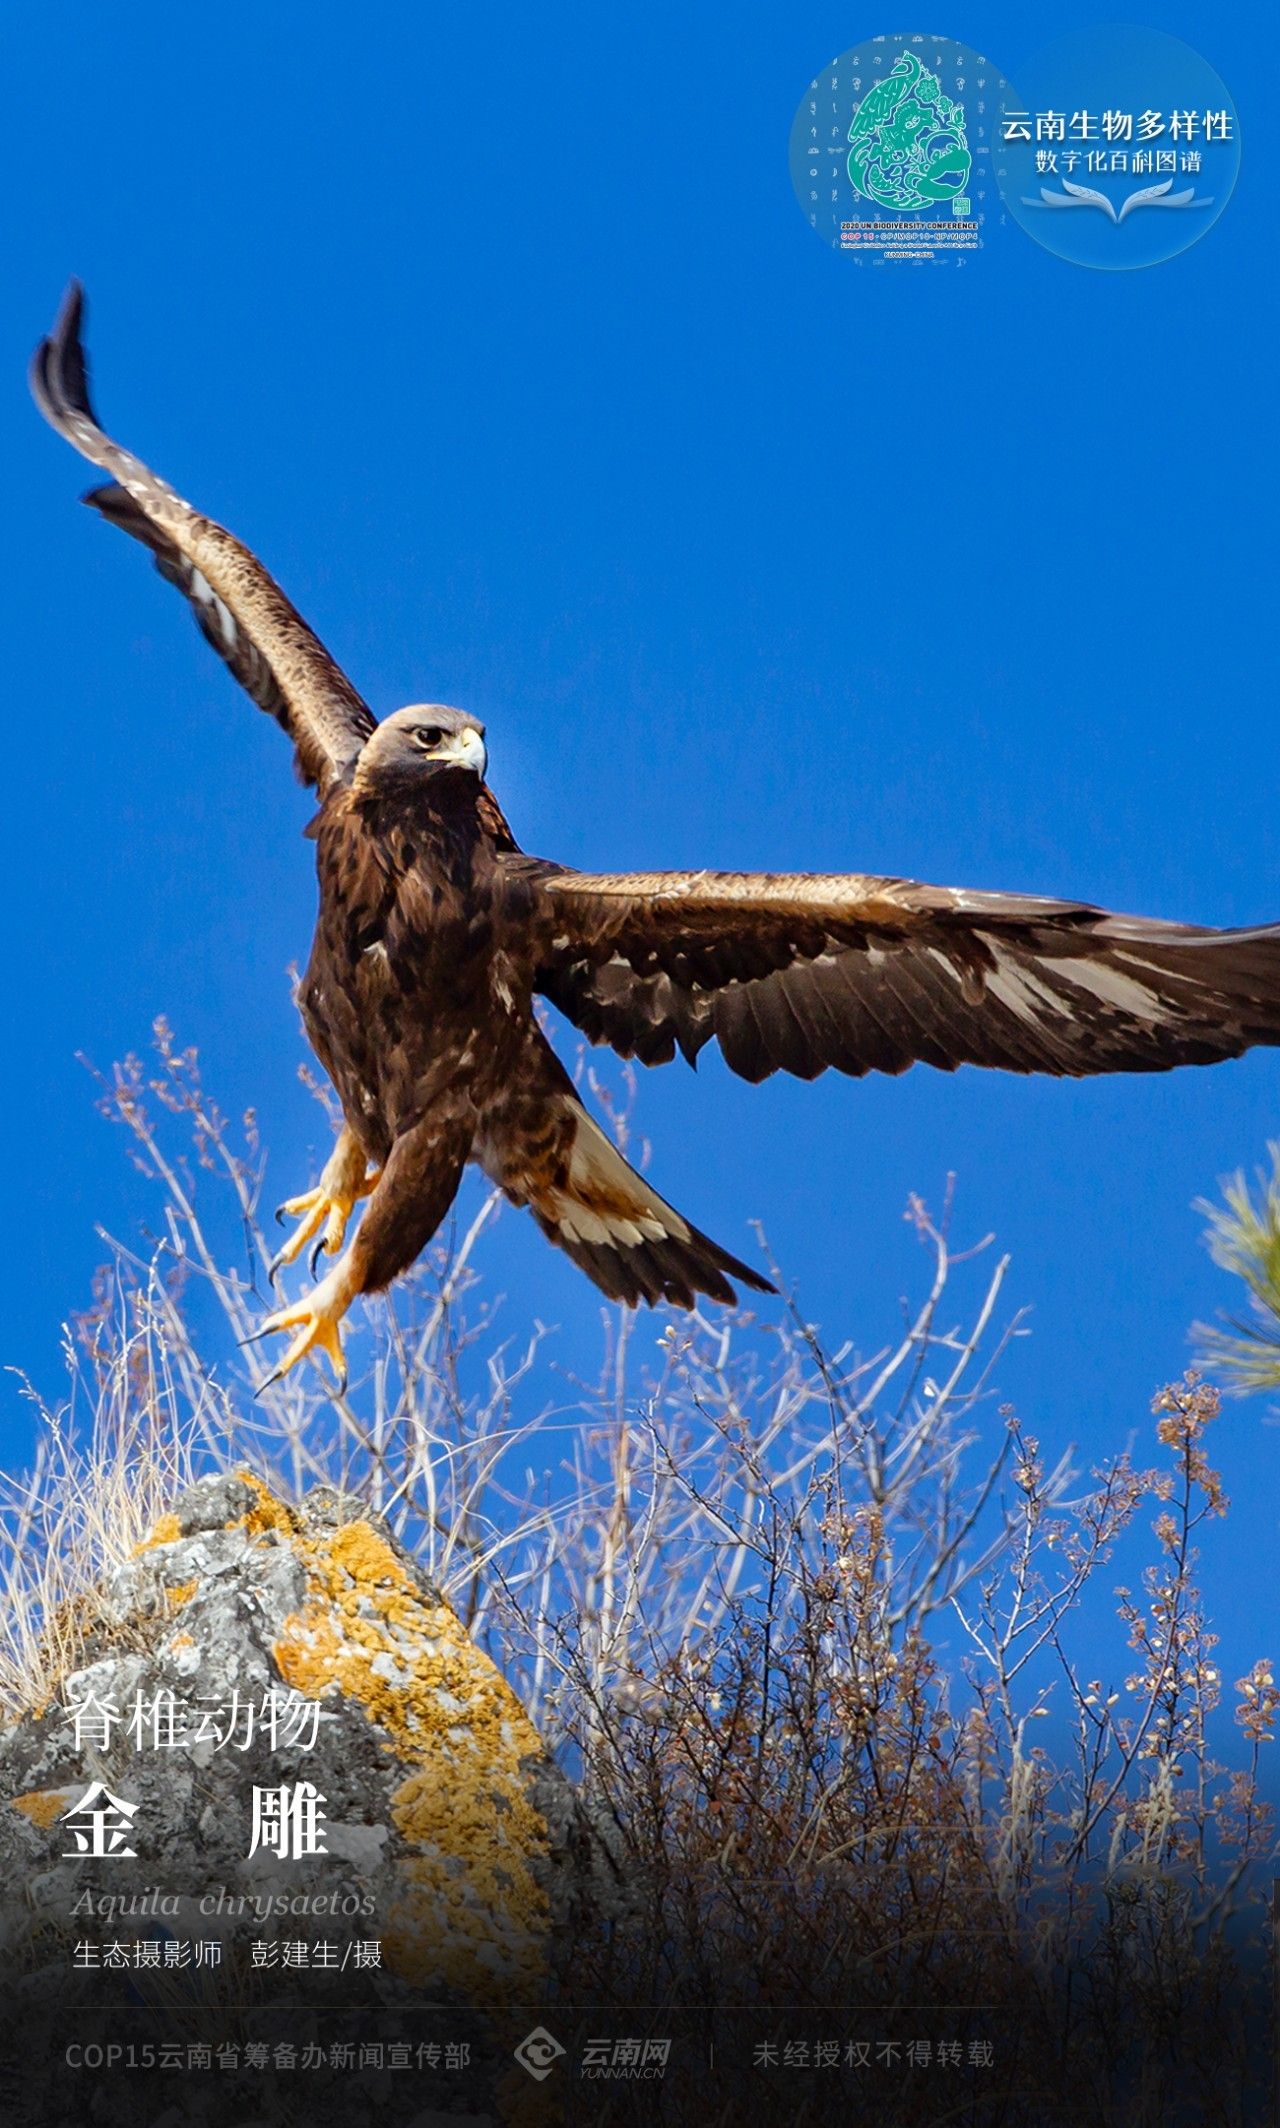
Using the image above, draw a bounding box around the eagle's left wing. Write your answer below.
[515,864,1280,1083]
[31,282,376,797]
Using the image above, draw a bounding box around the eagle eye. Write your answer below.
[415,726,444,749]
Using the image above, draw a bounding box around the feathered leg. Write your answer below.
[249,1109,473,1389]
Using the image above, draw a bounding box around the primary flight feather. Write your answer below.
[32,282,1280,1384]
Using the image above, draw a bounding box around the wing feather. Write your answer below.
[31,282,376,796]
[509,862,1280,1084]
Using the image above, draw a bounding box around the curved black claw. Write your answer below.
[274,1201,289,1228]
[266,1243,290,1289]
[308,1233,328,1281]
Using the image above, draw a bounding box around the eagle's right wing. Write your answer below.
[514,861,1280,1084]
[31,282,377,798]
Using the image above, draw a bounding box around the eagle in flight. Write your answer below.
[31,284,1280,1386]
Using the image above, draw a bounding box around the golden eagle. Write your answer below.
[31,284,1280,1385]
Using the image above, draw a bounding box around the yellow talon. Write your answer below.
[272,1186,329,1270]
[250,1258,359,1391]
[323,1179,378,1255]
[269,1130,380,1281]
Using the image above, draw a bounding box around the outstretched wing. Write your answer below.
[31,282,376,797]
[515,864,1280,1084]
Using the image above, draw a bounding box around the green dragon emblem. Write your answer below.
[847,50,971,212]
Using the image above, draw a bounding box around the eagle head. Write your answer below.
[355,704,488,788]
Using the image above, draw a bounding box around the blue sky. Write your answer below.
[2,5,1277,1703]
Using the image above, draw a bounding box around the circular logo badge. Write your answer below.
[789,32,1015,263]
[993,26,1240,270]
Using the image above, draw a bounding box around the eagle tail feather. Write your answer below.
[542,1105,773,1309]
[485,1091,773,1312]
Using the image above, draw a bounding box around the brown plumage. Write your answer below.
[32,281,1280,1383]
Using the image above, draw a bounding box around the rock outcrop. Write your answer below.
[0,1472,618,2126]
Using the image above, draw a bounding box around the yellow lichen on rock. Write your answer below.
[271,1511,552,2001]
[133,1512,182,1553]
[10,1786,78,1829]
[235,1469,301,1538]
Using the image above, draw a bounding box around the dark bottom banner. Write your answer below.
[0,1967,1273,2127]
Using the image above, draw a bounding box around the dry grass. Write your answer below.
[3,1024,1278,2120]
[0,1265,224,1713]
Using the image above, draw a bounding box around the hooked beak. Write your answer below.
[444,726,488,779]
